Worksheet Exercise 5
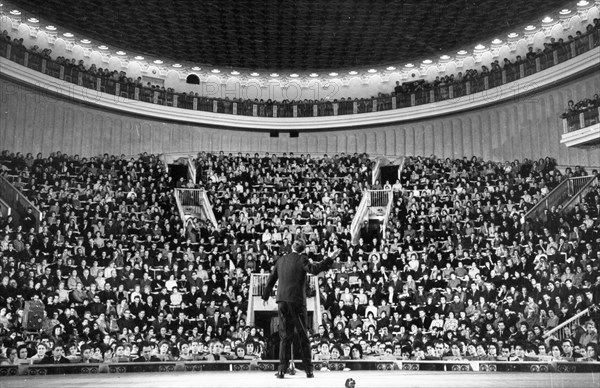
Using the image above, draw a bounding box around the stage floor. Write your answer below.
[1,371,599,388]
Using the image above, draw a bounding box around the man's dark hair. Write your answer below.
[292,239,306,253]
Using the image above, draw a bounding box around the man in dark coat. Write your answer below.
[262,239,339,379]
[40,344,71,364]
[133,343,161,362]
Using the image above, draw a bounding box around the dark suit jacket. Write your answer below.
[133,355,161,362]
[262,252,332,304]
[40,356,71,364]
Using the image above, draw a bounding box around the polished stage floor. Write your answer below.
[1,371,599,388]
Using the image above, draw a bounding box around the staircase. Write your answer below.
[350,157,404,245]
[174,188,218,231]
[524,175,597,222]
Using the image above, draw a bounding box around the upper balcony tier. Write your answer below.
[2,35,599,131]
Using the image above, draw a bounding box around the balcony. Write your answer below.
[560,107,600,147]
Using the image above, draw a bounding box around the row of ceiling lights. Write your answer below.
[8,1,595,78]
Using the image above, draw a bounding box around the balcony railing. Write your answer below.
[1,24,599,119]
[543,307,592,341]
[562,107,600,133]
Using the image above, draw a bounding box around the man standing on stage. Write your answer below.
[262,239,339,379]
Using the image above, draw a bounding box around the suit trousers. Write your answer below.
[277,301,312,373]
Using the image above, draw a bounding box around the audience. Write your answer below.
[0,149,598,369]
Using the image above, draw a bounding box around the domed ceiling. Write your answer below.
[11,0,569,70]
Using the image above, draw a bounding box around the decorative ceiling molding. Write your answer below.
[0,1,599,94]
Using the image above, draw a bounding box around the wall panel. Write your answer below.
[414,125,425,156]
[442,122,453,159]
[452,120,463,158]
[12,92,25,153]
[405,127,415,157]
[1,72,599,167]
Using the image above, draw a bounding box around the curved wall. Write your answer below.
[0,71,599,167]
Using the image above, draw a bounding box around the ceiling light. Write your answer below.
[230,70,240,75]
[422,60,433,64]
[329,72,338,76]
[10,10,21,16]
[542,17,554,23]
[386,66,396,71]
[404,64,414,68]
[474,45,485,50]
[192,67,201,71]
[211,69,220,73]
[577,1,589,6]
[367,69,377,73]
[80,39,91,44]
[173,64,182,68]
[524,25,536,31]
[348,71,358,75]
[250,72,260,77]
[456,50,467,55]
[270,73,279,77]
[27,18,39,23]
[559,9,571,15]
[45,25,57,31]
[440,55,451,60]
[289,73,299,78]
[63,33,74,38]
[491,39,503,45]
[153,60,163,64]
[309,73,319,77]
[98,45,109,50]
[508,33,519,39]
[115,51,126,55]
[134,55,145,60]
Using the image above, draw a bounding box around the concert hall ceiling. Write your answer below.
[10,0,569,70]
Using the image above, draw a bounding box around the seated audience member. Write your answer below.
[579,344,599,362]
[561,339,584,361]
[134,343,161,362]
[40,344,71,364]
[29,342,49,364]
[0,347,18,365]
[16,346,30,364]
[579,321,599,348]
[443,342,466,361]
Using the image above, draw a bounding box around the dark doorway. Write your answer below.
[186,74,200,84]
[380,165,399,185]
[168,164,188,183]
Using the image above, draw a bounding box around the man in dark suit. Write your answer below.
[133,343,161,362]
[262,239,339,379]
[40,344,71,364]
